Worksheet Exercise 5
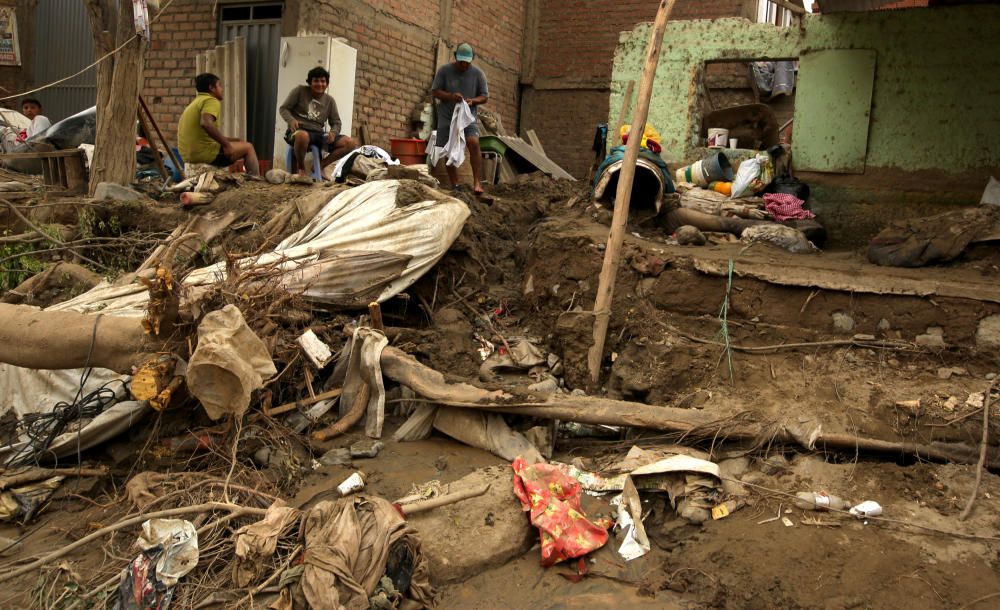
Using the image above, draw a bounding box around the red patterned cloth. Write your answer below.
[764,192,815,221]
[512,457,612,567]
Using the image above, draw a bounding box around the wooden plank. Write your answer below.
[611,79,635,150]
[0,150,92,159]
[692,258,1000,305]
[520,0,540,85]
[496,136,575,180]
[588,0,676,385]
[139,96,182,175]
[525,129,546,155]
[137,107,169,180]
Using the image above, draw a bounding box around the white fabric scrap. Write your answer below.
[429,101,475,168]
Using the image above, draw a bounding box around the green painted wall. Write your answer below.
[610,6,1000,174]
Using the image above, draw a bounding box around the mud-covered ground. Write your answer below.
[2,176,1000,609]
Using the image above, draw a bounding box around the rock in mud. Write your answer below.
[916,332,947,349]
[93,182,147,202]
[975,314,1000,350]
[832,312,855,333]
[408,466,534,584]
[350,439,384,459]
[719,457,750,496]
[675,225,706,246]
[319,447,352,467]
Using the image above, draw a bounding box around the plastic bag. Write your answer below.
[731,156,761,199]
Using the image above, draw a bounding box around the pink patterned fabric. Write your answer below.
[764,193,815,221]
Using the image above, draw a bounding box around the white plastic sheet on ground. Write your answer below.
[0,180,469,456]
[46,179,470,315]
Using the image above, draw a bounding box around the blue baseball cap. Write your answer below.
[455,43,475,62]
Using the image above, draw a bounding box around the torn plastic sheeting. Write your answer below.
[0,364,146,465]
[0,181,465,457]
[282,250,413,307]
[116,519,199,609]
[47,180,470,317]
[336,327,389,439]
[0,475,63,522]
[136,519,200,586]
[234,502,301,587]
[187,305,277,421]
[298,496,435,610]
[512,457,611,567]
[611,477,650,561]
[392,399,545,464]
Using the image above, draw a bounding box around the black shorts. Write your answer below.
[284,129,346,152]
[210,150,232,167]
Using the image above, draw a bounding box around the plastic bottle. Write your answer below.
[794,491,850,511]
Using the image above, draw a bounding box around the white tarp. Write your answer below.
[48,179,470,315]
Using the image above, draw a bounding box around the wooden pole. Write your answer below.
[139,96,183,174]
[136,106,169,180]
[611,80,636,151]
[587,0,676,385]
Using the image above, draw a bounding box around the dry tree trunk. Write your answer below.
[379,346,1000,468]
[0,303,155,373]
[86,0,147,195]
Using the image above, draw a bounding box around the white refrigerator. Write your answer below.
[272,36,357,169]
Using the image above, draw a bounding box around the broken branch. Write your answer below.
[0,466,109,490]
[379,346,1000,468]
[0,502,267,583]
[959,377,998,521]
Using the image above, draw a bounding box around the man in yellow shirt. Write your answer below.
[177,73,259,176]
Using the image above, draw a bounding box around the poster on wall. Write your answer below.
[0,7,20,67]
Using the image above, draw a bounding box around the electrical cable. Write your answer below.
[1,314,126,468]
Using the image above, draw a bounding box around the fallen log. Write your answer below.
[0,303,157,373]
[379,346,1000,469]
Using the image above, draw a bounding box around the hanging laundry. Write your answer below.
[429,101,476,169]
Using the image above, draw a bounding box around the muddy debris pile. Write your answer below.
[1,169,999,608]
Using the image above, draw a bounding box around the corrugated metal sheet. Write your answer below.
[34,0,97,122]
[221,21,281,161]
[196,38,247,141]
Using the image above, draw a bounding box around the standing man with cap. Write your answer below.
[431,42,489,195]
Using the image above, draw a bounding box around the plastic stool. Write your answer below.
[285,144,323,181]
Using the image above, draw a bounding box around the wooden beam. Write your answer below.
[587,0,676,386]
[526,129,546,156]
[136,105,169,180]
[611,79,635,151]
[139,96,183,175]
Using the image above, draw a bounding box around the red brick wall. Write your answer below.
[300,0,525,150]
[141,0,525,159]
[522,0,751,178]
[143,0,217,145]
